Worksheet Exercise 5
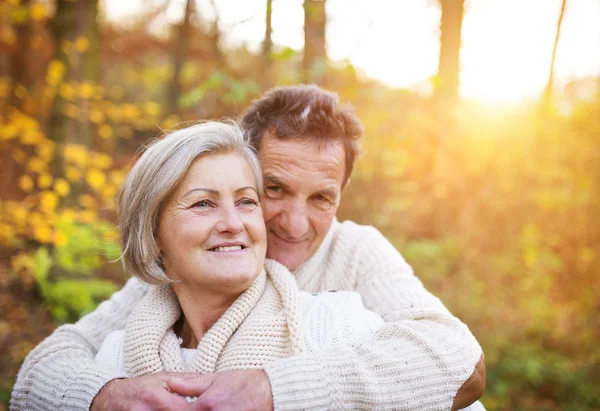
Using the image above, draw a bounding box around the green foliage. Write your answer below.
[27,219,119,324]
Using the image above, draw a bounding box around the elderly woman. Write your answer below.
[94,122,383,383]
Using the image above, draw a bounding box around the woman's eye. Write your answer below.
[239,198,259,206]
[192,200,210,208]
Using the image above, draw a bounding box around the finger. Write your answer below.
[167,376,213,397]
[134,385,190,411]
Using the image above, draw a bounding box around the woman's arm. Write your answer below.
[10,277,148,411]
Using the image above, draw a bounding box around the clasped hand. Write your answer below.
[91,369,273,411]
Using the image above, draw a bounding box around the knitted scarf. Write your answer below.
[123,259,304,376]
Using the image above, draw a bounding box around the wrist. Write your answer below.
[90,378,124,411]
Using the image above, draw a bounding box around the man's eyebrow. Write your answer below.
[316,187,339,200]
[263,174,288,188]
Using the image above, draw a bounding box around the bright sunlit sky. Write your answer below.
[103,0,600,105]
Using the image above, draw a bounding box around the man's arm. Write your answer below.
[10,277,148,411]
[262,224,485,410]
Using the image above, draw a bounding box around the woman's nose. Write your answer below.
[215,204,244,234]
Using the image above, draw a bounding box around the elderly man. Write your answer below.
[11,85,485,411]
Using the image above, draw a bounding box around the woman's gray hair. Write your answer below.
[116,121,263,285]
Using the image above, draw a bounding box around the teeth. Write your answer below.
[213,245,242,252]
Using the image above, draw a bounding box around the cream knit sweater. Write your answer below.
[11,219,484,410]
[94,263,385,376]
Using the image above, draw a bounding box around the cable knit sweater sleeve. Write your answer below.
[264,221,485,410]
[10,277,148,411]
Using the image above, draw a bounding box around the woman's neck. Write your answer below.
[171,284,240,349]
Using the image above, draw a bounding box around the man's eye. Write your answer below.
[266,186,281,193]
[315,195,330,203]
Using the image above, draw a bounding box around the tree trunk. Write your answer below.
[434,0,464,109]
[49,0,100,177]
[543,0,567,112]
[168,0,194,114]
[303,0,326,84]
[8,0,32,111]
[261,0,273,87]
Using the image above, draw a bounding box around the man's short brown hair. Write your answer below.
[241,84,363,185]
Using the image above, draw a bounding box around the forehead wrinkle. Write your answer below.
[263,149,343,176]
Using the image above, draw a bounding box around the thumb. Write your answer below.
[166,374,213,397]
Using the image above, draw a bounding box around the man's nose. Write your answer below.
[280,200,309,239]
[216,204,244,235]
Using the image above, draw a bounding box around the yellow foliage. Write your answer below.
[143,101,162,117]
[61,40,72,55]
[65,165,82,182]
[61,209,77,223]
[89,109,105,124]
[64,103,80,118]
[21,130,44,145]
[433,184,448,199]
[86,169,106,190]
[98,124,113,140]
[19,175,34,192]
[79,209,97,223]
[74,36,90,53]
[10,205,28,227]
[109,85,125,100]
[79,81,95,99]
[109,170,126,186]
[92,153,113,169]
[78,194,97,209]
[53,231,68,247]
[40,191,59,212]
[36,140,56,161]
[26,157,47,173]
[1,123,18,141]
[11,252,33,274]
[13,148,27,164]
[37,174,53,189]
[93,85,105,100]
[29,212,44,227]
[64,144,89,167]
[59,83,76,100]
[29,3,47,21]
[33,224,52,243]
[46,60,66,86]
[122,104,141,121]
[0,26,16,46]
[101,185,117,200]
[54,178,71,197]
[162,115,181,130]
[578,247,595,263]
[15,85,27,99]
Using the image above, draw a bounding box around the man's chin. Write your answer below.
[266,250,303,271]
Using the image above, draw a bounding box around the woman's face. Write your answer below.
[156,152,267,294]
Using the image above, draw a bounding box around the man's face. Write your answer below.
[259,132,346,271]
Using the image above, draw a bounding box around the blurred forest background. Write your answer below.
[0,0,599,409]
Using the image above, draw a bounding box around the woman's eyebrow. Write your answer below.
[181,186,258,200]
[181,187,219,200]
[235,186,259,196]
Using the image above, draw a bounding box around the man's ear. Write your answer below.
[342,177,351,191]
